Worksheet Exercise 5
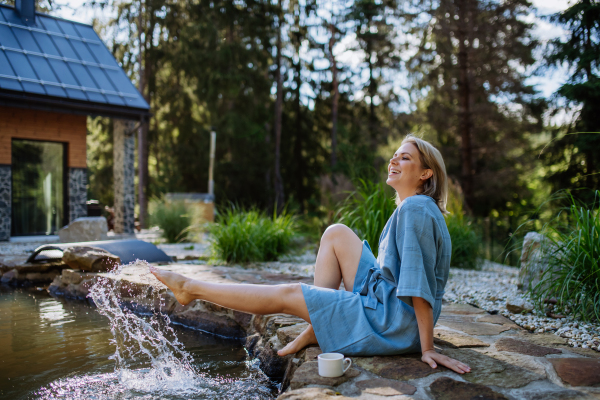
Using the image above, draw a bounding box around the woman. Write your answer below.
[150,135,470,374]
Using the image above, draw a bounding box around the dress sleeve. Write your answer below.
[395,204,437,308]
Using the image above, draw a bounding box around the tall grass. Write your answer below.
[336,178,481,267]
[335,180,397,257]
[149,200,192,243]
[209,206,297,263]
[530,191,600,321]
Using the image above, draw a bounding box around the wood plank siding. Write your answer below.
[0,106,87,168]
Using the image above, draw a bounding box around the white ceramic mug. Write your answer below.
[317,353,352,378]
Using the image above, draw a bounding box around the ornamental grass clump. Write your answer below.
[532,193,600,320]
[209,206,296,263]
[149,200,192,243]
[335,179,397,257]
[530,191,600,321]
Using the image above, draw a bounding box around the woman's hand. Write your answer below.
[421,350,471,374]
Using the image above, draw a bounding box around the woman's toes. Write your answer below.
[278,342,300,357]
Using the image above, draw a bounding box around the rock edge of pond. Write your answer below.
[10,263,600,400]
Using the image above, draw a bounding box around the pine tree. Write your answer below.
[406,0,544,215]
[542,0,600,201]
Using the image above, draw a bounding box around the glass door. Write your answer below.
[11,140,66,236]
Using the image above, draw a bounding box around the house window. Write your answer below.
[11,140,66,236]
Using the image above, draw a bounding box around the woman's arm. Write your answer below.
[413,297,471,374]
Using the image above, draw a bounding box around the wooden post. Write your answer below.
[208,130,216,197]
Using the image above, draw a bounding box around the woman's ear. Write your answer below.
[421,169,433,181]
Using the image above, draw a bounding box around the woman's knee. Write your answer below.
[322,224,352,243]
[279,283,308,316]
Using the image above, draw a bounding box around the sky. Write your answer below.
[51,0,574,103]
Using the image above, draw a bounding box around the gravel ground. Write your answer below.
[445,260,600,352]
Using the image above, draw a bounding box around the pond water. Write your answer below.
[0,286,277,400]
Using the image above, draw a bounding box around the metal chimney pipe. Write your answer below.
[16,0,36,26]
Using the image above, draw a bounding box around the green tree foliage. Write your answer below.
[346,0,400,153]
[71,0,566,239]
[541,0,600,203]
[405,0,545,216]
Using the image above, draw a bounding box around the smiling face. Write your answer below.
[386,143,433,202]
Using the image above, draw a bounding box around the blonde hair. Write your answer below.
[394,134,449,215]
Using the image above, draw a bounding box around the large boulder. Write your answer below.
[62,246,120,272]
[518,232,557,292]
[58,217,108,243]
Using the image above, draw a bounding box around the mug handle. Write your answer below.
[343,358,352,373]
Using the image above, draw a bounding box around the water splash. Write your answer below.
[33,260,275,399]
[88,260,200,395]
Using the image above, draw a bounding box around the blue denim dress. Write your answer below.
[301,195,451,356]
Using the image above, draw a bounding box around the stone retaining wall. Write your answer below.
[45,266,600,400]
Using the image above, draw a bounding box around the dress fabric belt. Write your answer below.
[359,265,444,310]
[359,266,395,310]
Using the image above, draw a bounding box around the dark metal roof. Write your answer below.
[0,5,150,120]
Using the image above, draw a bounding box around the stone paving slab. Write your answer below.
[289,361,361,390]
[495,337,562,357]
[355,378,417,396]
[549,358,600,387]
[429,376,508,400]
[433,328,490,348]
[41,263,600,400]
[354,354,448,381]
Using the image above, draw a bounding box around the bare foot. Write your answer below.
[278,324,318,357]
[149,266,196,305]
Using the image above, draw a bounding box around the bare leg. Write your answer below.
[277,224,363,356]
[150,266,311,321]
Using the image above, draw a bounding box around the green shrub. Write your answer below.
[209,206,297,263]
[530,191,600,321]
[445,181,481,269]
[446,213,481,269]
[335,180,396,257]
[149,200,192,243]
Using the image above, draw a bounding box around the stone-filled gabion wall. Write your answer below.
[0,165,11,241]
[68,168,88,223]
[113,119,136,234]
